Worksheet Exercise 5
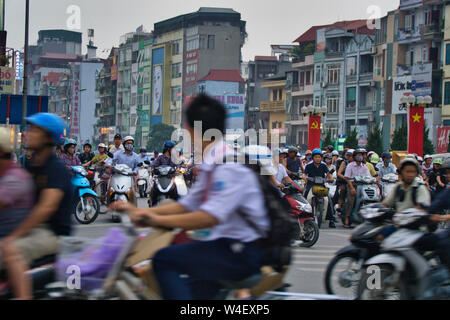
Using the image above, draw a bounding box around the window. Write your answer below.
[444,82,450,105]
[346,87,356,108]
[327,96,339,113]
[315,97,320,107]
[171,63,181,78]
[327,65,340,84]
[278,89,283,100]
[208,35,215,50]
[299,72,305,86]
[306,71,311,85]
[273,90,277,101]
[199,35,207,49]
[186,63,197,75]
[316,66,321,83]
[186,37,199,51]
[171,86,181,102]
[424,10,431,25]
[172,40,181,55]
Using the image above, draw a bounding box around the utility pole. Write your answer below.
[21,0,29,151]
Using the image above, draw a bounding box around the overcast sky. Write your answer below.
[5,0,399,61]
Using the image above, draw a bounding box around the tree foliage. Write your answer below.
[423,125,434,155]
[344,128,358,149]
[390,124,407,151]
[322,129,335,150]
[146,123,177,152]
[366,126,383,155]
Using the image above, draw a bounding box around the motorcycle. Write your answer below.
[306,176,329,229]
[380,173,398,200]
[149,165,179,207]
[108,164,137,223]
[137,161,152,198]
[71,166,100,225]
[357,209,450,300]
[324,204,395,299]
[347,176,381,225]
[283,184,319,248]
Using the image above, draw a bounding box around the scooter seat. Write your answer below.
[29,254,57,269]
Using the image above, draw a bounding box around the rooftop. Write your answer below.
[255,56,278,61]
[38,29,82,44]
[199,69,245,83]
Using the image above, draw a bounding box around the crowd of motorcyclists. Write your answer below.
[0,91,448,300]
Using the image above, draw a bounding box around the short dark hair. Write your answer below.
[185,94,226,135]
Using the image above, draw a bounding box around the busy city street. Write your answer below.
[0,0,449,304]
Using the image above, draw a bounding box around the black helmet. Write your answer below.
[442,158,450,170]
[139,148,147,153]
[353,149,365,157]
[114,134,122,140]
[398,157,420,174]
[324,153,332,159]
[327,145,334,152]
[288,146,298,153]
[83,143,92,149]
[381,152,392,159]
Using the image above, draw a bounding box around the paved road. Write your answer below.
[73,197,353,295]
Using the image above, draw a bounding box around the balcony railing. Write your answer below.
[420,24,443,39]
[325,49,344,57]
[397,27,421,42]
[260,100,286,112]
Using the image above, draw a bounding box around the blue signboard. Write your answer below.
[0,94,49,124]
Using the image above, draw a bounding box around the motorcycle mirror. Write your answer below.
[144,160,151,165]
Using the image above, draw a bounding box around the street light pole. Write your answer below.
[21,0,29,151]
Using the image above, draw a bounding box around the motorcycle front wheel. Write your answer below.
[324,253,361,299]
[73,195,100,224]
[299,219,319,248]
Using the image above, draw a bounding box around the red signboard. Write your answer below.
[436,126,450,154]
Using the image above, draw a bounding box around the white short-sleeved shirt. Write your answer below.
[273,163,288,184]
[178,142,269,243]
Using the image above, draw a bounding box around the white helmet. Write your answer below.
[0,127,12,153]
[123,136,134,144]
[424,154,432,160]
[98,143,106,148]
[332,150,339,156]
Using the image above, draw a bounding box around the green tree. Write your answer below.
[146,123,177,152]
[344,128,358,149]
[366,126,383,155]
[448,133,450,152]
[322,129,335,149]
[423,125,434,155]
[390,124,407,151]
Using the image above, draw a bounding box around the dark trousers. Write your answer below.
[152,238,264,300]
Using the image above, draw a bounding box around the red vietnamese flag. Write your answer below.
[408,106,424,157]
[308,115,321,151]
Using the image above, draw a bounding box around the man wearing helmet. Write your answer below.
[152,141,177,168]
[425,158,446,198]
[286,146,304,179]
[343,149,371,228]
[59,139,81,170]
[108,134,124,156]
[84,143,108,167]
[335,149,354,216]
[376,152,397,179]
[303,148,335,228]
[422,154,433,175]
[106,136,141,173]
[0,113,72,299]
[331,150,339,166]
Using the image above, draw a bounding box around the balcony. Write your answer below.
[291,84,314,96]
[292,54,315,68]
[325,49,344,58]
[397,27,421,44]
[420,24,443,40]
[397,64,412,76]
[360,73,374,82]
[260,100,286,112]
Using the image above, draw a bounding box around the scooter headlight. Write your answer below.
[296,203,312,213]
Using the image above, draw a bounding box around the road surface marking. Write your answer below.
[293,255,334,259]
[293,249,337,253]
[292,261,329,265]
[295,267,326,272]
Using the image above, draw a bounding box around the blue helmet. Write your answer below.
[164,141,176,149]
[312,148,322,156]
[26,113,67,144]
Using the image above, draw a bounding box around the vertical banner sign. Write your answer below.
[71,79,80,136]
[436,126,450,154]
[308,115,321,151]
[408,106,424,156]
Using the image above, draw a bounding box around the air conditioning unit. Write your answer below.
[371,47,377,54]
[321,81,327,88]
[370,81,376,87]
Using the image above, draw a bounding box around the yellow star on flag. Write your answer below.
[412,113,421,123]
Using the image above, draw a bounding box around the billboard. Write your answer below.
[152,65,163,115]
[316,28,326,52]
[436,126,450,154]
[0,67,14,94]
[213,94,245,130]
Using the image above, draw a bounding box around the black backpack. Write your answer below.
[239,164,296,272]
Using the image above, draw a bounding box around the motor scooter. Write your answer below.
[137,161,152,198]
[380,173,398,200]
[71,166,100,224]
[108,164,136,223]
[149,165,179,207]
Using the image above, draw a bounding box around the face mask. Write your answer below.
[124,144,134,151]
[384,159,390,164]
[356,156,363,162]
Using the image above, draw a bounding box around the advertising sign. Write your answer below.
[213,94,245,131]
[15,51,23,80]
[316,28,326,52]
[70,78,80,135]
[436,126,450,154]
[0,67,14,94]
[152,65,163,115]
